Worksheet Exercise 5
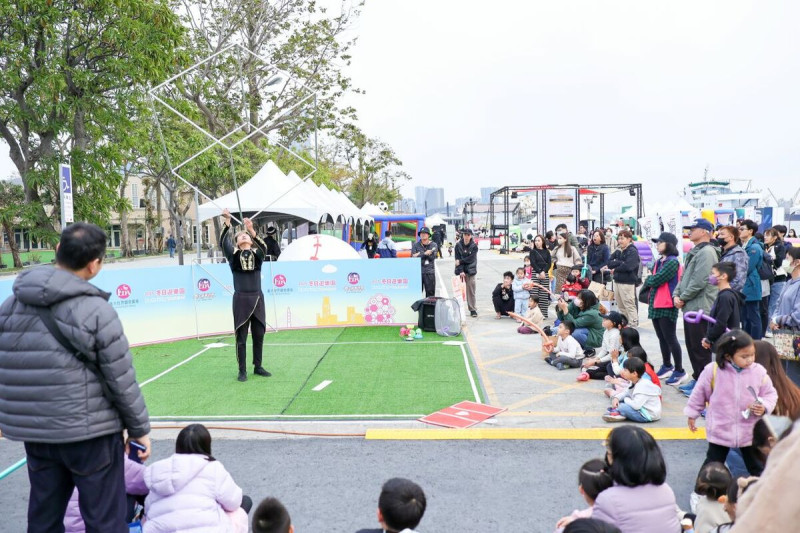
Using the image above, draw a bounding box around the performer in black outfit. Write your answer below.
[220,208,272,382]
[264,226,282,260]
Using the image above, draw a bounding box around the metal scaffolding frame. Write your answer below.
[488,183,644,250]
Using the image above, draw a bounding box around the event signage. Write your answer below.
[544,188,579,234]
[0,258,422,346]
[59,163,74,227]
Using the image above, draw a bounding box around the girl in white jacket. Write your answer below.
[143,424,250,533]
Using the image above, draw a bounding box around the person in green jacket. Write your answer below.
[673,218,721,395]
[555,289,604,349]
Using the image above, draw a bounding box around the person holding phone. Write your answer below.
[0,223,151,532]
[220,208,272,382]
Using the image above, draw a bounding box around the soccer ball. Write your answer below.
[377,201,389,212]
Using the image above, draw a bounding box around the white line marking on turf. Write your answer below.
[312,380,333,391]
[139,344,224,387]
[460,343,481,404]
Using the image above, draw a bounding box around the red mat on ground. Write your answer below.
[419,401,506,428]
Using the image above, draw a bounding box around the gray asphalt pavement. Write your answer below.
[0,436,706,532]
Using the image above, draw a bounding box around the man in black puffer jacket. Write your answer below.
[455,228,479,317]
[0,223,150,533]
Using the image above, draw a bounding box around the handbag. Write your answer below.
[638,285,652,304]
[774,328,800,360]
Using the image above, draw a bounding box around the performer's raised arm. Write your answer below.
[219,209,235,261]
[244,217,268,259]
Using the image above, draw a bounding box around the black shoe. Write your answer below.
[470,310,478,317]
[254,367,272,377]
[241,495,253,514]
[237,371,247,382]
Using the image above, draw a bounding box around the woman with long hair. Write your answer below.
[528,234,552,318]
[553,232,582,293]
[754,341,800,419]
[587,229,610,283]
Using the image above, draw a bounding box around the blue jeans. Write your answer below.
[769,281,786,320]
[169,246,175,258]
[572,328,589,348]
[742,300,763,340]
[618,403,651,423]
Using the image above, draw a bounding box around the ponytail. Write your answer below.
[714,329,754,368]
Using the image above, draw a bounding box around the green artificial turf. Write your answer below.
[131,326,483,420]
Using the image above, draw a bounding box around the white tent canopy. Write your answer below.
[197,160,371,225]
[425,213,446,227]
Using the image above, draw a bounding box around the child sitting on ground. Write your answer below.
[561,264,591,300]
[512,267,531,318]
[492,271,515,318]
[692,462,732,533]
[581,311,625,380]
[518,294,547,335]
[554,458,614,532]
[355,478,427,533]
[709,476,758,533]
[143,424,251,533]
[252,497,293,533]
[546,321,583,370]
[603,357,662,423]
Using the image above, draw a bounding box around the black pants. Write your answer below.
[652,317,683,371]
[760,296,770,337]
[704,442,764,476]
[493,296,515,316]
[25,433,127,533]
[422,272,436,298]
[586,362,614,380]
[684,319,712,380]
[236,316,266,373]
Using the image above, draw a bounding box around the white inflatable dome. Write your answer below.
[277,234,361,262]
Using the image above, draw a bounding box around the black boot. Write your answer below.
[254,367,271,377]
[237,371,247,382]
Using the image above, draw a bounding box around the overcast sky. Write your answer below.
[4,1,800,209]
[342,0,800,206]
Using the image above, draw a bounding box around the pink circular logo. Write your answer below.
[197,279,211,292]
[116,284,131,299]
[348,272,360,285]
[273,274,287,288]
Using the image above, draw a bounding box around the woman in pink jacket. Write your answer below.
[686,330,778,476]
[143,424,250,533]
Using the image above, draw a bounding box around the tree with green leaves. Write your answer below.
[0,179,25,268]
[0,0,184,243]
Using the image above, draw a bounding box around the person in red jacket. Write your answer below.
[561,264,591,300]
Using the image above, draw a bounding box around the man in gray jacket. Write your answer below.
[0,222,151,532]
[673,218,720,397]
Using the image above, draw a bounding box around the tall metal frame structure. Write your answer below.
[488,183,644,250]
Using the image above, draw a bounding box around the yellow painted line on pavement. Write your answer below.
[365,427,707,440]
[502,382,589,411]
[462,325,500,405]
[481,350,532,367]
[485,368,602,392]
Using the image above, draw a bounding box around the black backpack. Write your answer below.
[758,249,774,281]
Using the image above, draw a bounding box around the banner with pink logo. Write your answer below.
[0,259,423,345]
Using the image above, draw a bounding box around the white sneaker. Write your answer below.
[764,330,773,338]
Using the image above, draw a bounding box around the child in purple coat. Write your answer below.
[686,330,778,476]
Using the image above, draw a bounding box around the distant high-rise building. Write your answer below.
[414,186,427,212]
[480,187,496,204]
[393,198,416,213]
[414,186,445,214]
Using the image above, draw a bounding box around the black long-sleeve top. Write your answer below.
[528,247,552,275]
[706,288,742,344]
[220,223,268,292]
[606,244,641,284]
